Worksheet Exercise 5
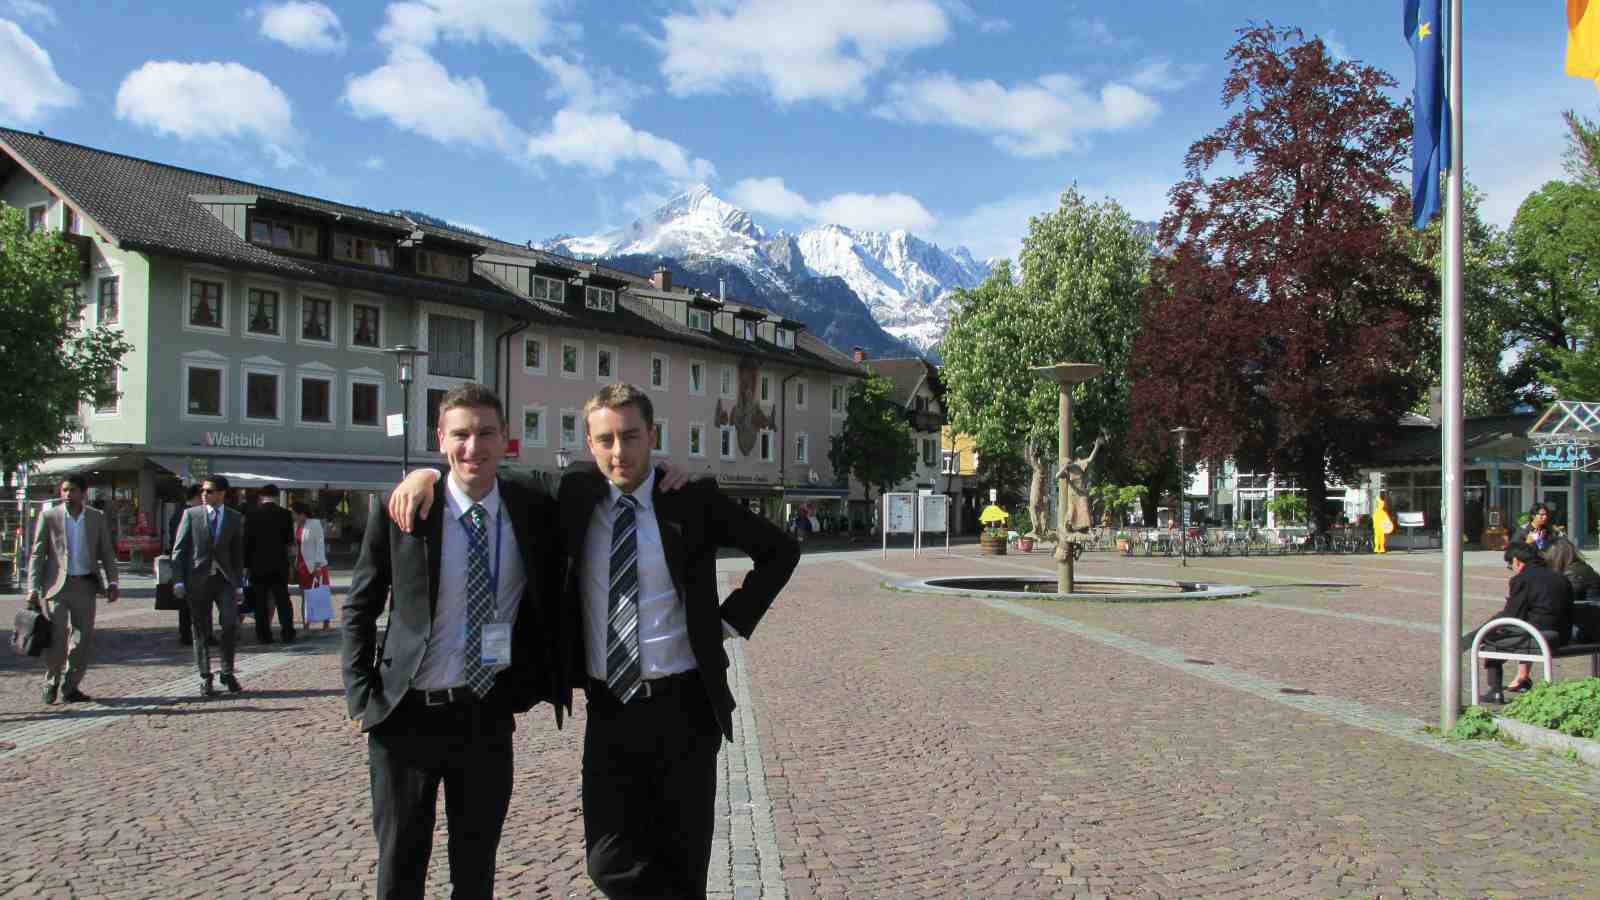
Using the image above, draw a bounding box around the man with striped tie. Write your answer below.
[341,383,560,900]
[561,383,799,899]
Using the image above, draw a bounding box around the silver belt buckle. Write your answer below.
[425,688,451,706]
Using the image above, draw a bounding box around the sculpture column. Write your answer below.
[1030,363,1103,592]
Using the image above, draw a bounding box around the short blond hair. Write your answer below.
[583,382,653,431]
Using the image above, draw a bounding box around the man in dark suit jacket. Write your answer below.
[561,383,798,899]
[342,383,560,900]
[172,476,246,697]
[167,483,204,646]
[243,483,297,643]
[1468,541,1574,703]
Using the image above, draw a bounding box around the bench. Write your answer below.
[1468,616,1600,706]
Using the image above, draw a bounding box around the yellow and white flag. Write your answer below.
[1570,0,1600,85]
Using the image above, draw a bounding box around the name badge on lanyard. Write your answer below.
[465,507,512,666]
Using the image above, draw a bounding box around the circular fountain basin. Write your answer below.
[891,575,1253,602]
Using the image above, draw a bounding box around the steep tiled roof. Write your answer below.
[0,128,864,378]
[865,357,937,407]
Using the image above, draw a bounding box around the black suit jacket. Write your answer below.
[341,477,561,732]
[243,501,295,576]
[555,467,800,740]
[1499,562,1574,645]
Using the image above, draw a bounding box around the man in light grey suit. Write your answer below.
[27,475,120,704]
[172,476,246,697]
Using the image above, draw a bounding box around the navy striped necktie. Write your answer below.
[605,495,643,702]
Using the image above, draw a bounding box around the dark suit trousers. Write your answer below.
[189,573,238,676]
[248,574,295,640]
[368,695,514,900]
[582,671,723,900]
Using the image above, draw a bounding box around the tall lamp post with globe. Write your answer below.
[382,345,428,477]
[1171,426,1193,568]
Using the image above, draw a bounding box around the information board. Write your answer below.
[920,494,948,532]
[884,493,916,534]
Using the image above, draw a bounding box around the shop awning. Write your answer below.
[150,455,402,490]
[782,485,851,500]
[28,455,146,476]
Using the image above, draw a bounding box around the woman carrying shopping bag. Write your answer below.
[290,503,334,629]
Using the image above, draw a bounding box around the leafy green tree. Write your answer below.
[0,204,130,474]
[941,187,1149,536]
[1564,109,1600,185]
[1498,180,1600,401]
[828,373,915,536]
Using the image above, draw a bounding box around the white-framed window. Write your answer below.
[333,233,394,268]
[652,418,668,455]
[425,309,479,379]
[181,354,228,421]
[300,294,335,344]
[688,360,706,396]
[794,378,808,410]
[249,215,319,256]
[245,285,285,340]
[585,286,615,312]
[523,333,547,375]
[776,328,795,349]
[759,429,775,462]
[650,353,669,391]
[688,423,706,457]
[688,308,712,332]
[595,344,617,381]
[736,319,755,341]
[415,249,469,282]
[348,370,385,430]
[96,276,120,327]
[349,298,385,350]
[560,409,580,449]
[719,425,735,460]
[521,405,547,447]
[184,271,228,334]
[719,366,735,400]
[26,203,46,232]
[561,340,582,379]
[93,366,120,416]
[922,437,937,467]
[241,361,284,424]
[532,274,565,304]
[297,369,336,428]
[759,373,771,403]
[831,382,846,415]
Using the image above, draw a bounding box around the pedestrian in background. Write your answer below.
[291,502,332,629]
[27,475,120,704]
[244,483,296,644]
[167,483,206,646]
[173,476,246,697]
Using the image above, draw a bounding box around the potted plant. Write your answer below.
[1013,508,1034,552]
[978,504,1010,555]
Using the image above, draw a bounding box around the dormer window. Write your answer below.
[334,233,394,268]
[533,274,565,303]
[776,328,795,349]
[688,308,712,332]
[737,319,755,341]
[415,249,469,283]
[586,286,615,312]
[250,215,319,256]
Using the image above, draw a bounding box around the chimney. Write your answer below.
[852,346,867,363]
[652,265,672,292]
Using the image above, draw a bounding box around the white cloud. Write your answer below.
[657,0,951,103]
[2,1,54,26]
[879,71,1160,157]
[343,46,524,152]
[1129,59,1204,93]
[363,155,386,170]
[1071,17,1132,49]
[115,60,295,148]
[377,0,573,55]
[258,1,346,53]
[0,18,75,121]
[730,175,935,232]
[526,108,714,182]
[1320,30,1350,64]
[940,1,1009,35]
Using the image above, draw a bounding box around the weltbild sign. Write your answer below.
[201,431,265,449]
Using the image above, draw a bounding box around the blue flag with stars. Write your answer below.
[1405,0,1450,229]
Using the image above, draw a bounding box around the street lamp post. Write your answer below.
[382,345,428,478]
[1171,426,1193,568]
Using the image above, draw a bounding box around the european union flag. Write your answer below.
[1405,0,1450,229]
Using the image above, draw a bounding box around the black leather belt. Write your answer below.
[409,686,473,706]
[589,669,699,703]
[68,574,97,580]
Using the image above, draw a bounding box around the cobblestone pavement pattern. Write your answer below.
[3,547,1600,898]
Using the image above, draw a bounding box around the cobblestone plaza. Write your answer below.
[4,545,1600,898]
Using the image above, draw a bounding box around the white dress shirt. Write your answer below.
[63,506,92,576]
[413,476,528,691]
[582,469,700,682]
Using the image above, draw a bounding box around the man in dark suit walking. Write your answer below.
[172,476,246,697]
[342,383,559,900]
[243,483,296,644]
[563,383,798,899]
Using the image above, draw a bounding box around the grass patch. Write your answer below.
[1502,677,1600,739]
[1446,705,1499,741]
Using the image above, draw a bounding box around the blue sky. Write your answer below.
[2,1,1593,261]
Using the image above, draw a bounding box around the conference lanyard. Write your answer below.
[460,506,504,605]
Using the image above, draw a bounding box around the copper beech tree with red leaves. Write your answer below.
[1129,25,1435,529]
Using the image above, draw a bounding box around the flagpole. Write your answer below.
[1440,0,1466,732]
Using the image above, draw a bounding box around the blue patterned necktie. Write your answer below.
[606,495,643,702]
[462,503,496,698]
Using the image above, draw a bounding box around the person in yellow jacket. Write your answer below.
[1372,495,1395,554]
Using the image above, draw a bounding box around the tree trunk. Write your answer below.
[1140,472,1162,526]
[1300,450,1330,533]
[1027,441,1049,538]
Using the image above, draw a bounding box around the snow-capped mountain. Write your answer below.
[544,185,991,354]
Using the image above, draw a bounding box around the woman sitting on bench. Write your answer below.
[1465,542,1572,703]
